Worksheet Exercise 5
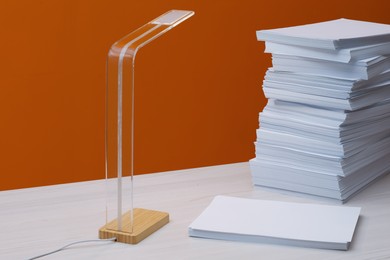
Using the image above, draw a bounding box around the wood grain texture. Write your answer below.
[99,208,169,244]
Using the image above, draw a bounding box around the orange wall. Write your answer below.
[1,0,389,190]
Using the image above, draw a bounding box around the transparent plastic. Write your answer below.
[105,10,194,233]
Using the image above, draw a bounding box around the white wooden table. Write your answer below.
[1,163,390,259]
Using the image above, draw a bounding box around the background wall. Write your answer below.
[1,0,389,190]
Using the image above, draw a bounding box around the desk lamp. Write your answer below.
[99,10,194,244]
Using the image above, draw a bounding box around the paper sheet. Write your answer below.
[189,196,361,247]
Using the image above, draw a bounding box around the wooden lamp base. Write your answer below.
[99,208,169,244]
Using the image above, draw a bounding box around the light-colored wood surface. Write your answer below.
[99,208,169,244]
[1,162,390,259]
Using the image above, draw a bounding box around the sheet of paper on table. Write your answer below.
[189,196,361,250]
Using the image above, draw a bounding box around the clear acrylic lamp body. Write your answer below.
[100,10,194,244]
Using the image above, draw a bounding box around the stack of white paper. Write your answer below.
[250,19,390,202]
[189,196,361,250]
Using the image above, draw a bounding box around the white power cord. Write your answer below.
[27,237,117,259]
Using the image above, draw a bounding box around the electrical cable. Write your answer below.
[27,237,117,260]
